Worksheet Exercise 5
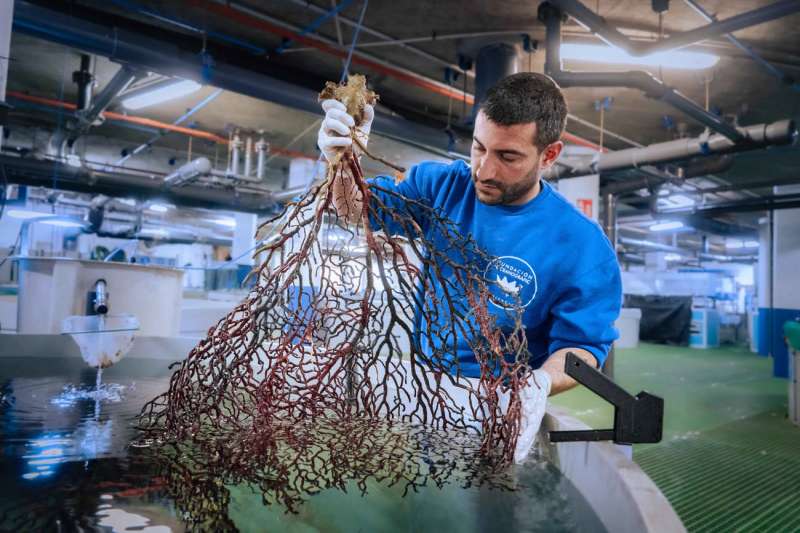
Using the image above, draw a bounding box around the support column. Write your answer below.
[0,1,14,152]
[758,185,800,378]
[603,192,617,379]
[232,212,257,287]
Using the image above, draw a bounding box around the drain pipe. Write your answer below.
[539,3,745,142]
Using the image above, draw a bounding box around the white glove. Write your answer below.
[514,369,551,464]
[318,99,374,163]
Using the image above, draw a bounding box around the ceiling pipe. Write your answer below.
[599,155,734,196]
[11,1,478,158]
[0,155,277,213]
[539,2,746,142]
[192,1,605,153]
[6,91,316,161]
[678,154,735,179]
[69,64,140,145]
[659,192,800,216]
[23,0,601,154]
[73,54,94,112]
[548,118,797,179]
[163,157,212,187]
[284,0,473,77]
[683,0,800,91]
[549,0,800,58]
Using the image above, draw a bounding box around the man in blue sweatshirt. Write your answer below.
[318,72,622,462]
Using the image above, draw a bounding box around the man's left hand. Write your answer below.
[514,369,551,464]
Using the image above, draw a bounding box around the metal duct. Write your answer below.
[0,155,276,213]
[550,119,796,179]
[73,54,94,111]
[163,157,212,187]
[473,42,518,117]
[539,3,745,142]
[679,155,735,179]
[12,1,470,158]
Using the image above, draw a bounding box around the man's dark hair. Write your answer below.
[479,72,568,150]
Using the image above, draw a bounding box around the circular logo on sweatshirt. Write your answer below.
[484,256,538,310]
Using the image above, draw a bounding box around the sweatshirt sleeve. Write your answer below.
[367,163,440,238]
[547,255,622,367]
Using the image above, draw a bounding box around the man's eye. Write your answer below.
[473,144,485,152]
[501,155,519,163]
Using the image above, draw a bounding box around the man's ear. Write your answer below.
[539,140,564,171]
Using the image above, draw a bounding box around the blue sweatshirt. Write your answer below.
[369,159,621,377]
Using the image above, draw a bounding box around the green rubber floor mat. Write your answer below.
[550,343,797,532]
[636,410,800,532]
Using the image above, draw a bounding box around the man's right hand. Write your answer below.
[318,99,374,164]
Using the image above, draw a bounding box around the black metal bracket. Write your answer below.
[549,352,664,444]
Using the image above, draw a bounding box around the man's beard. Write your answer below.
[471,164,540,206]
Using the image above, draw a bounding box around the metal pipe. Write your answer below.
[683,0,798,90]
[549,0,800,57]
[210,168,262,183]
[244,136,253,177]
[602,192,617,379]
[256,137,268,180]
[70,64,139,143]
[115,88,225,167]
[0,154,276,213]
[92,279,108,315]
[230,134,242,176]
[552,119,796,178]
[284,0,473,76]
[73,54,94,111]
[12,1,604,158]
[163,157,212,187]
[540,3,746,142]
[473,42,518,117]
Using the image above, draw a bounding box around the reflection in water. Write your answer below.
[0,357,606,532]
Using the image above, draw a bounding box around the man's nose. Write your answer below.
[476,155,497,181]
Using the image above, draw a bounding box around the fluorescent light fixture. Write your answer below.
[122,79,202,110]
[6,209,46,220]
[41,219,86,228]
[664,253,682,261]
[147,203,171,213]
[118,198,137,207]
[744,240,759,248]
[649,220,684,232]
[561,43,720,70]
[213,217,236,228]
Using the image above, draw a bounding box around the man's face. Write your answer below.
[470,111,563,206]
